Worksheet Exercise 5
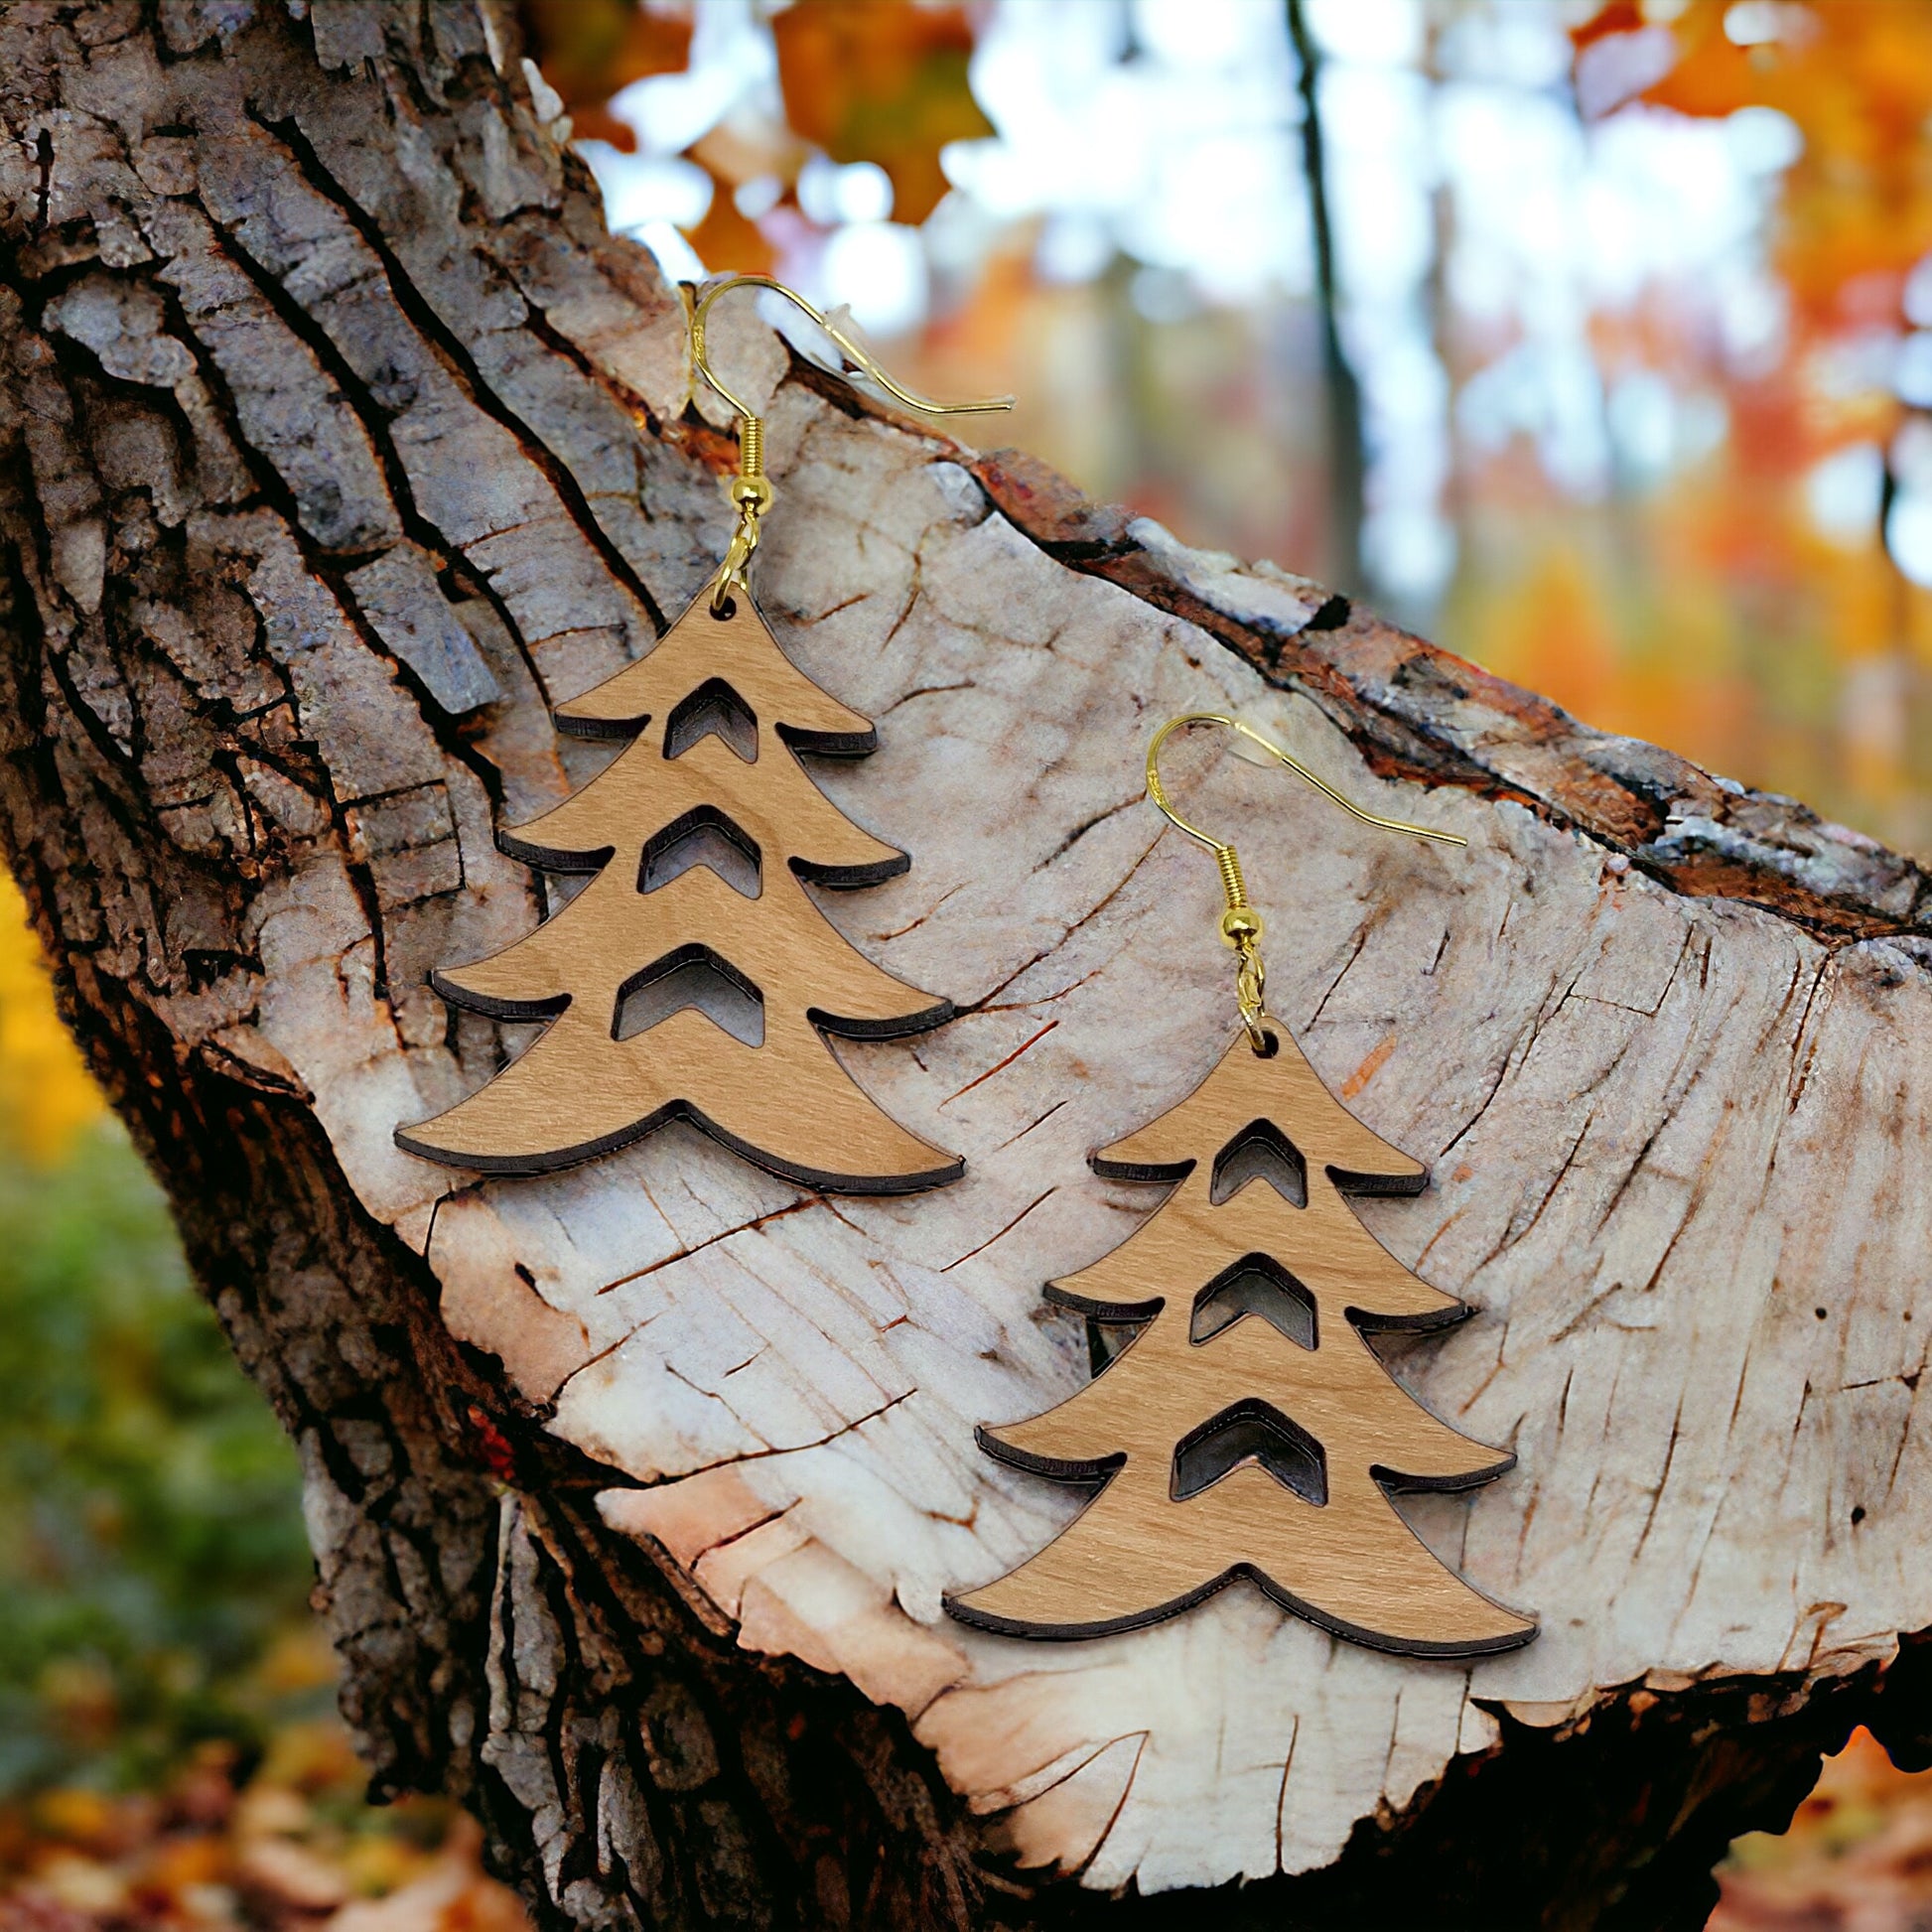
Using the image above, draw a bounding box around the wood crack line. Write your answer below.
[659,1385,916,1484]
[942,1186,1057,1272]
[595,1195,826,1295]
[941,1019,1059,1107]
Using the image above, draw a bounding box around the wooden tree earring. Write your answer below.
[948,714,1538,1656]
[398,277,1013,1191]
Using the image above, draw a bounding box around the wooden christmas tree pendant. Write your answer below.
[948,1027,1536,1656]
[398,591,962,1193]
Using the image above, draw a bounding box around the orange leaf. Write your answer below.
[682,165,776,276]
[0,876,101,1164]
[1578,0,1932,329]
[772,0,992,224]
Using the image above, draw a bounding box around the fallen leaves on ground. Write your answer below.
[1711,1727,1932,1930]
[0,1725,529,1932]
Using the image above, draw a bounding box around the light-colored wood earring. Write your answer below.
[948,715,1537,1657]
[398,278,1012,1192]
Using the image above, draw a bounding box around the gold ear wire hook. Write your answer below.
[691,274,1015,424]
[689,275,1015,614]
[1146,712,1465,1052]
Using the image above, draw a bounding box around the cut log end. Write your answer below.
[6,5,1931,1928]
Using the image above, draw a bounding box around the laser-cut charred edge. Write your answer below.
[612,941,763,1043]
[638,804,761,897]
[1209,1117,1310,1208]
[1190,1254,1319,1349]
[395,1088,962,1193]
[1170,1396,1329,1505]
[663,676,759,763]
[788,848,912,891]
[944,1562,1538,1657]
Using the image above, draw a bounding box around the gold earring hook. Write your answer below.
[688,275,1014,614]
[691,274,1015,424]
[1146,712,1465,1052]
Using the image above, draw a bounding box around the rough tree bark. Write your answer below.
[5,5,1932,1929]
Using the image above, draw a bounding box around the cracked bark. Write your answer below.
[5,6,1932,1931]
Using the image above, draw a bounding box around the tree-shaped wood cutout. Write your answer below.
[948,1028,1536,1654]
[397,594,962,1192]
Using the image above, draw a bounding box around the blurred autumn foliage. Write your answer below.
[1617,0,1932,324]
[1,1725,528,1932]
[771,1,990,224]
[1451,0,1932,860]
[0,884,101,1167]
[0,889,528,1929]
[516,0,690,150]
[1711,1727,1932,1931]
[519,0,987,272]
[10,3,1932,1926]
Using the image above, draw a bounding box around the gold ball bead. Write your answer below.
[729,475,774,513]
[1219,906,1264,947]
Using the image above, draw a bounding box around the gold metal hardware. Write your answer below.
[688,275,1014,615]
[1146,712,1465,1052]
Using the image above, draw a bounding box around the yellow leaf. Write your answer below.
[0,875,103,1165]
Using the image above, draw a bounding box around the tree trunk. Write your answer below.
[6,6,1932,1929]
[1285,0,1363,601]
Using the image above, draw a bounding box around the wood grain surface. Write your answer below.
[950,1028,1535,1655]
[398,592,960,1189]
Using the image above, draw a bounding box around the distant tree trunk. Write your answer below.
[7,7,1932,1931]
[1287,0,1365,598]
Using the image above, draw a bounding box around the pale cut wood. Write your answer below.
[398,590,961,1190]
[949,1027,1534,1654]
[8,6,1932,1926]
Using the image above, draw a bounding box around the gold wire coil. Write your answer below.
[1214,845,1248,915]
